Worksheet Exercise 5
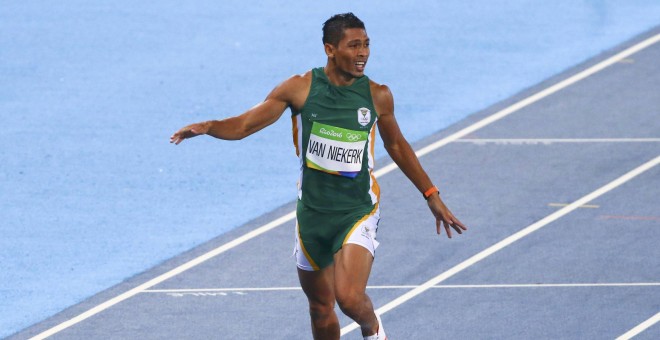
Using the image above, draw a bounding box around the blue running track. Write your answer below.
[1,1,659,337]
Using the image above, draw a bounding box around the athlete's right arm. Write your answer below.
[170,73,310,144]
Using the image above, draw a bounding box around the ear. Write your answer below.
[324,43,335,59]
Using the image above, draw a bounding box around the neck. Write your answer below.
[323,63,357,86]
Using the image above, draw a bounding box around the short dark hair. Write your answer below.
[322,13,366,46]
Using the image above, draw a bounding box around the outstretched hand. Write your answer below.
[427,195,467,238]
[170,122,210,145]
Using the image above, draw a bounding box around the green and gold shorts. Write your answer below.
[294,200,380,271]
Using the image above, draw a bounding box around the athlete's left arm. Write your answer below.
[373,82,467,238]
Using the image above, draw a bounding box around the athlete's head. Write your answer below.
[322,13,366,47]
[322,13,370,80]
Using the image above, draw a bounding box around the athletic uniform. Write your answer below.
[292,67,381,271]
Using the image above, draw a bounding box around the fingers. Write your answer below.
[436,219,455,238]
[452,217,468,231]
[170,127,200,145]
[451,221,466,234]
[444,220,452,238]
[437,217,467,239]
[430,202,467,238]
[169,132,184,145]
[170,127,185,144]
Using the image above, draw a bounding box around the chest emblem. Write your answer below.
[357,107,371,126]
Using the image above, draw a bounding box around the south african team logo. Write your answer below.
[357,107,371,126]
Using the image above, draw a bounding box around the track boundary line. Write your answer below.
[372,32,660,178]
[456,138,660,144]
[340,154,660,336]
[141,282,660,294]
[28,32,660,340]
[616,312,660,340]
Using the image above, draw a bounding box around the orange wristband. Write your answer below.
[423,186,439,200]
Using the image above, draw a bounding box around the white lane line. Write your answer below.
[28,211,297,340]
[29,32,660,340]
[144,287,303,293]
[456,138,660,144]
[616,312,660,340]
[341,154,660,336]
[373,32,660,179]
[425,283,660,289]
[141,282,660,294]
[548,203,600,208]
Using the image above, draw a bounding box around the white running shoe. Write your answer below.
[363,314,387,340]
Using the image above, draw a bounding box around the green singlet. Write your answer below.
[291,67,380,212]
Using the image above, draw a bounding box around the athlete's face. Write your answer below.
[326,28,370,78]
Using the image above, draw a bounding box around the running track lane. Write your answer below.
[27,31,660,340]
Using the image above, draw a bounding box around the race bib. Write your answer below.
[306,122,368,178]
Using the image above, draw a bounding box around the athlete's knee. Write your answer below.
[335,288,367,314]
[308,298,335,321]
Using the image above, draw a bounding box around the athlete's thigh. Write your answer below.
[298,265,336,305]
[333,243,374,294]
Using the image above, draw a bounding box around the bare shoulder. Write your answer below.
[284,70,312,87]
[369,79,392,99]
[271,70,312,110]
[369,79,394,116]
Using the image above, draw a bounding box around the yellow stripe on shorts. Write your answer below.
[297,224,320,271]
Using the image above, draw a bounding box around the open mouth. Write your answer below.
[356,61,366,71]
